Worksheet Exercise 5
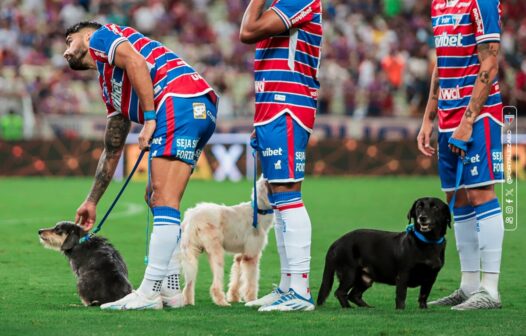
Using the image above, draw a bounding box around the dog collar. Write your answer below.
[257,208,274,215]
[406,224,445,244]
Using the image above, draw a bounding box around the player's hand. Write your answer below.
[449,120,473,158]
[138,120,156,150]
[75,200,96,231]
[417,119,435,157]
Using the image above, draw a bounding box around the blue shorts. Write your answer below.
[150,94,217,166]
[253,113,310,183]
[438,117,504,192]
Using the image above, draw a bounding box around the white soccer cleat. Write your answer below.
[161,292,185,308]
[245,288,284,307]
[451,289,502,310]
[100,291,163,310]
[258,290,315,312]
[428,289,469,306]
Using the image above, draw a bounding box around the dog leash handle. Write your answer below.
[79,149,147,243]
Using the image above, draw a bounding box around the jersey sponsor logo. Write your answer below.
[262,147,283,157]
[93,50,107,59]
[193,102,206,119]
[436,15,462,27]
[439,86,461,100]
[291,6,313,25]
[310,89,318,98]
[255,80,265,93]
[191,73,202,81]
[110,79,123,112]
[472,8,483,33]
[434,32,463,47]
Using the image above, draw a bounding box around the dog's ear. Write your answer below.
[61,230,80,251]
[407,200,418,224]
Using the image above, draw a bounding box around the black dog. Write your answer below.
[317,197,451,309]
[38,221,132,306]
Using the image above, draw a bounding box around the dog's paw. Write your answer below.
[226,291,241,303]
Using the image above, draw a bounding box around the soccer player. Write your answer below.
[64,21,218,310]
[417,0,504,310]
[239,0,322,311]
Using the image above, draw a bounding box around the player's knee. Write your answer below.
[466,186,496,206]
[446,188,470,208]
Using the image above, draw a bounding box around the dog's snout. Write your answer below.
[418,215,428,222]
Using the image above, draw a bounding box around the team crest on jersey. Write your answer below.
[193,103,206,119]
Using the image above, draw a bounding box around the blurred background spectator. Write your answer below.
[0,0,523,138]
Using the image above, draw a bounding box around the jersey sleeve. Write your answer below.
[89,24,128,65]
[271,0,316,29]
[471,0,501,44]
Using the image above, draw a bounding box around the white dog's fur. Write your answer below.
[179,177,274,306]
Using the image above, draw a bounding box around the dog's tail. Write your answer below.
[317,245,337,306]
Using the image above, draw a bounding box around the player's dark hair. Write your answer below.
[65,21,103,38]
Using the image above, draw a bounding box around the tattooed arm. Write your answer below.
[75,114,131,229]
[449,42,500,157]
[417,65,439,156]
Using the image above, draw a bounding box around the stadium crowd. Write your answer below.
[0,0,524,122]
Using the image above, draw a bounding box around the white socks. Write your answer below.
[474,198,504,299]
[162,243,182,297]
[453,206,480,294]
[272,191,312,298]
[139,206,181,298]
[270,197,291,292]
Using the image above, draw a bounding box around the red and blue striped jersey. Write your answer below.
[254,0,322,132]
[431,0,503,131]
[88,24,217,124]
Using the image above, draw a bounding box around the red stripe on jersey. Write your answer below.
[438,65,478,78]
[133,37,150,50]
[483,117,495,180]
[254,59,316,77]
[255,103,316,129]
[296,40,321,58]
[262,81,315,96]
[286,114,295,178]
[163,98,175,156]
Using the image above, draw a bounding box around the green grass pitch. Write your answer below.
[0,177,525,335]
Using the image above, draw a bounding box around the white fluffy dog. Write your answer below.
[180,177,274,306]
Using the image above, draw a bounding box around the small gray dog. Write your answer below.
[38,221,132,306]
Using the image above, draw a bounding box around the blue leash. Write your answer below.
[144,150,152,264]
[79,149,147,243]
[447,137,472,212]
[251,148,259,229]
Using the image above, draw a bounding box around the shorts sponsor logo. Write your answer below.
[176,138,198,150]
[262,147,283,157]
[470,154,480,164]
[274,160,282,170]
[152,136,163,145]
[439,86,461,100]
[193,103,206,119]
[470,166,478,176]
[207,109,216,123]
[176,150,195,161]
[434,32,463,47]
[472,8,483,33]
